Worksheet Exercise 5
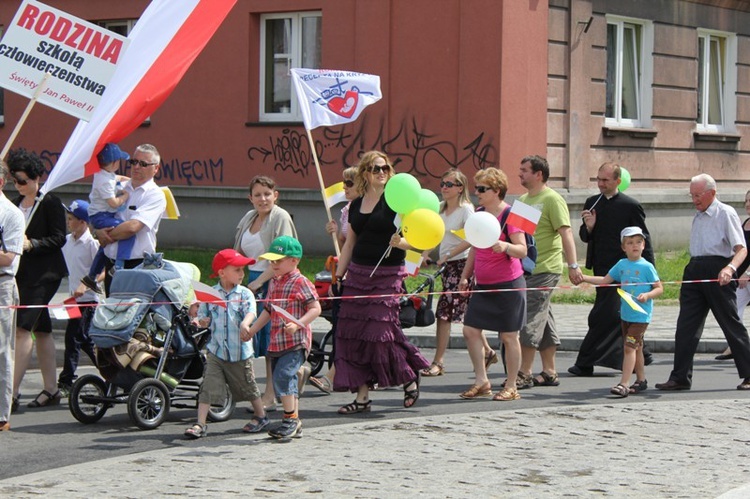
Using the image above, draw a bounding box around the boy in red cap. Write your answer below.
[246,236,321,439]
[184,249,268,438]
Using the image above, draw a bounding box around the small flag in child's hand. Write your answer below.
[51,297,82,320]
[192,280,227,308]
[451,228,466,240]
[506,200,542,235]
[617,288,647,314]
[404,250,424,276]
[324,182,347,208]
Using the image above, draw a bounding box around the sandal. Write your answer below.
[27,390,61,408]
[0,421,9,432]
[242,416,270,433]
[629,379,648,394]
[309,376,333,394]
[610,383,629,398]
[484,349,499,370]
[421,362,444,377]
[493,387,520,401]
[533,371,560,387]
[460,382,492,399]
[501,371,534,390]
[403,374,421,408]
[338,399,372,415]
[184,423,207,439]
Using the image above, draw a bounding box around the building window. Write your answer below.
[96,19,137,36]
[697,30,737,132]
[605,17,653,128]
[260,12,322,122]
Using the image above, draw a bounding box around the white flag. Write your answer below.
[291,68,382,130]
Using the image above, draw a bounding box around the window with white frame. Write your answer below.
[605,17,653,128]
[697,30,737,132]
[260,12,322,121]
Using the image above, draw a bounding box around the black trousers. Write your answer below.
[103,257,144,296]
[574,285,624,370]
[58,303,96,387]
[670,256,750,385]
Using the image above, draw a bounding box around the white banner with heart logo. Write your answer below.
[291,68,382,130]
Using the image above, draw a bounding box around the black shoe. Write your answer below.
[268,418,301,439]
[655,379,691,391]
[644,353,654,366]
[80,276,102,294]
[11,395,19,414]
[567,365,594,377]
[715,353,734,361]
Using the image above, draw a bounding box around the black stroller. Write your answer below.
[68,255,235,430]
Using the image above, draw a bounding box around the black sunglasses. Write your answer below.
[128,159,158,168]
[366,165,391,174]
[475,185,493,193]
[440,181,462,188]
[343,180,355,188]
[12,176,29,186]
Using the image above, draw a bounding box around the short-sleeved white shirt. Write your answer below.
[62,229,100,302]
[88,170,118,216]
[0,192,25,276]
[103,179,166,260]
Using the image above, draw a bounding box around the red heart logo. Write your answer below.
[327,90,358,118]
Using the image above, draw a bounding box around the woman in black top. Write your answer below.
[9,149,67,410]
[333,151,429,414]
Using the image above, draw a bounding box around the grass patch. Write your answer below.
[161,248,691,304]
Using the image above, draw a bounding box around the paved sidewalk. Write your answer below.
[1,399,749,497]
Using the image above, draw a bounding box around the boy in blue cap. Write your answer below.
[58,200,99,393]
[81,143,133,292]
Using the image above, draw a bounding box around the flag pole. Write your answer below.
[1,71,51,160]
[305,128,341,256]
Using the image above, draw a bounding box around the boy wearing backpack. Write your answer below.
[516,155,583,389]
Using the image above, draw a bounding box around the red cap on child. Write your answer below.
[210,249,256,278]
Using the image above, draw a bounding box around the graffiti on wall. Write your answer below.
[247,117,497,179]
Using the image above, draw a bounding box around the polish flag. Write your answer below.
[41,0,236,195]
[506,200,542,235]
[50,297,82,321]
[192,280,227,308]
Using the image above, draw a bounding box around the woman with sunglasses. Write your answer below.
[8,148,67,410]
[333,151,430,414]
[234,175,297,411]
[459,167,527,402]
[309,166,358,394]
[421,168,496,377]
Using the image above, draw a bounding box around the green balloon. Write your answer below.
[416,188,441,213]
[385,173,421,214]
[618,167,631,192]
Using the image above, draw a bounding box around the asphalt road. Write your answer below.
[2,349,747,481]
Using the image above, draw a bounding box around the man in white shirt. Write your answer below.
[96,144,166,294]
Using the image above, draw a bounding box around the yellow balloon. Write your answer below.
[402,209,445,250]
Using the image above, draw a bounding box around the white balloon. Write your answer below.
[464,211,501,249]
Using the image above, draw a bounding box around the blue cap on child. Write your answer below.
[97,143,129,166]
[64,199,90,223]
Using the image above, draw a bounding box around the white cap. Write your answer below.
[620,226,645,242]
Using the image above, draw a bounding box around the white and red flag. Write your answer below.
[50,297,82,321]
[191,280,226,308]
[290,68,382,131]
[506,200,542,235]
[41,0,236,195]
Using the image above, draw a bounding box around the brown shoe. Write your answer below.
[655,380,690,391]
[460,382,492,399]
[737,378,750,390]
[493,387,521,401]
[0,421,9,431]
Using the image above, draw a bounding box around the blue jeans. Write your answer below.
[58,303,96,387]
[88,211,135,278]
[271,350,306,397]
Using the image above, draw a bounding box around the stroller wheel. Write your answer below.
[69,374,110,424]
[128,378,170,430]
[207,383,235,422]
[307,339,325,377]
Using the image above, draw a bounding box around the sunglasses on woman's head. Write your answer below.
[366,165,391,174]
[343,180,355,188]
[440,181,462,188]
[475,185,493,193]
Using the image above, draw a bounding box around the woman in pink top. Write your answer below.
[458,168,527,402]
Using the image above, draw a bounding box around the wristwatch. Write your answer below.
[568,263,579,270]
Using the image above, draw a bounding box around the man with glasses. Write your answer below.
[656,174,750,391]
[95,143,166,294]
[0,159,25,431]
[569,162,654,377]
[516,155,583,388]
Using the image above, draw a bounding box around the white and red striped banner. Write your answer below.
[506,200,542,235]
[41,0,236,195]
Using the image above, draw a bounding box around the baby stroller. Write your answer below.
[68,254,235,430]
